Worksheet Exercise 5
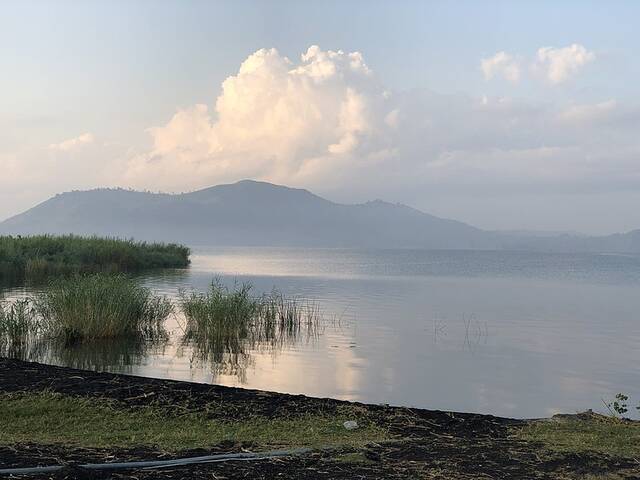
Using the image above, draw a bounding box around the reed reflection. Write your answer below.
[177,281,323,382]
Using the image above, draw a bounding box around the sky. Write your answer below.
[1,0,639,234]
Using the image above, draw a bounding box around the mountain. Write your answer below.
[0,181,496,248]
[1,180,639,252]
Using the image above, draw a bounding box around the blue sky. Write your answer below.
[1,1,639,233]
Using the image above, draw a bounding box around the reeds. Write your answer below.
[180,280,321,373]
[2,275,323,378]
[0,234,190,281]
[181,281,258,339]
[34,274,172,342]
[0,298,42,356]
[256,290,321,345]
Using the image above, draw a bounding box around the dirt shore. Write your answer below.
[1,357,638,479]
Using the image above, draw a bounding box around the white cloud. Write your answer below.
[48,132,95,151]
[125,46,396,190]
[533,44,595,84]
[120,46,636,203]
[482,44,596,86]
[480,52,521,83]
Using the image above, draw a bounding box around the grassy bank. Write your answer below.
[0,392,388,451]
[0,235,190,280]
[514,413,640,458]
[1,358,638,479]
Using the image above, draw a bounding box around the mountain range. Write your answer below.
[1,180,639,252]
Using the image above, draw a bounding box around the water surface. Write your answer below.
[3,247,640,419]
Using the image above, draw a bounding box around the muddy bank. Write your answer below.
[1,357,638,479]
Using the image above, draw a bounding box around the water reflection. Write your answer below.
[0,320,171,374]
[176,289,324,383]
[0,335,49,364]
[3,248,640,418]
[48,337,171,373]
[1,322,325,382]
[0,283,325,382]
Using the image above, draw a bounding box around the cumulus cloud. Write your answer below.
[533,44,595,84]
[125,46,396,190]
[480,52,521,83]
[483,44,596,85]
[118,45,638,207]
[48,132,95,151]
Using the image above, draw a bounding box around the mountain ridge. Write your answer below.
[1,180,639,252]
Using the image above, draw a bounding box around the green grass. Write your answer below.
[3,278,320,360]
[0,392,389,451]
[181,281,260,338]
[34,274,172,342]
[0,299,42,355]
[180,281,321,367]
[0,235,190,280]
[515,415,640,458]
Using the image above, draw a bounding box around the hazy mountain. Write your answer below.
[1,180,639,252]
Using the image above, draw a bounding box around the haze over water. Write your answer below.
[4,246,640,419]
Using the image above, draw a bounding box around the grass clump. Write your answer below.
[181,281,260,337]
[180,281,321,372]
[0,234,190,280]
[181,280,320,338]
[35,274,172,342]
[0,392,389,451]
[0,299,42,356]
[514,415,640,458]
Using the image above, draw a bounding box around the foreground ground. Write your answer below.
[0,358,639,479]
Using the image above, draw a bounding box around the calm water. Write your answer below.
[3,247,640,419]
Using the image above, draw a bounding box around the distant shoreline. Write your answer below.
[0,234,190,281]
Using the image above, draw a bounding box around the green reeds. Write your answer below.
[0,234,190,281]
[181,281,320,338]
[181,281,259,338]
[3,275,324,377]
[35,274,172,342]
[180,281,321,374]
[0,298,42,356]
[257,290,321,345]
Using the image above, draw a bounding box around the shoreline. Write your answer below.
[1,357,638,479]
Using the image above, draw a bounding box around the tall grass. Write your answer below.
[256,290,321,346]
[0,298,42,356]
[0,235,190,281]
[3,275,323,378]
[181,282,259,339]
[35,274,172,342]
[180,281,321,374]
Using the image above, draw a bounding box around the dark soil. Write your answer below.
[1,357,639,479]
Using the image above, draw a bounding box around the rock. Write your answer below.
[343,420,359,430]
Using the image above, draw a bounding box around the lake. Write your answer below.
[2,247,640,419]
